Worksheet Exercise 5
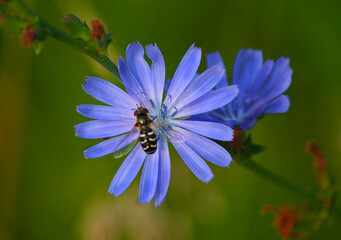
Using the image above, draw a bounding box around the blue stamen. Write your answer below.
[171,106,179,117]
[149,99,156,109]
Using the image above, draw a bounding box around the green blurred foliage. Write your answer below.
[1,0,341,239]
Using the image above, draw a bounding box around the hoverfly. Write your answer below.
[134,106,157,154]
[112,104,185,158]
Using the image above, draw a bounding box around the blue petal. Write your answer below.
[170,137,213,182]
[77,104,135,120]
[82,77,136,109]
[257,57,292,101]
[146,44,165,108]
[118,57,149,106]
[108,144,146,197]
[264,95,290,114]
[239,117,258,131]
[139,148,159,204]
[248,60,274,99]
[84,132,139,158]
[166,44,201,104]
[186,114,218,122]
[175,85,239,118]
[206,52,228,88]
[75,119,134,139]
[174,65,225,110]
[232,49,263,87]
[241,58,291,121]
[176,127,232,167]
[154,137,170,207]
[233,49,263,108]
[172,120,233,141]
[226,119,238,129]
[164,78,171,93]
[126,43,156,105]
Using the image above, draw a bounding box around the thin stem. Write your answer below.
[242,159,341,220]
[10,0,121,81]
[243,160,319,203]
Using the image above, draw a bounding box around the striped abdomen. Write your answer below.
[139,128,157,154]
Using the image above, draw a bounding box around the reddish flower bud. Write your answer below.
[306,141,328,190]
[262,205,308,240]
[306,141,326,173]
[231,127,245,152]
[89,19,105,40]
[21,24,36,47]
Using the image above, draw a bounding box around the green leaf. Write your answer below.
[250,144,266,155]
[63,13,90,42]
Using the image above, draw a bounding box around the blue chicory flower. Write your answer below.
[75,42,239,206]
[206,50,292,131]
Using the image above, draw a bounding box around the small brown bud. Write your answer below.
[89,19,105,40]
[21,24,36,47]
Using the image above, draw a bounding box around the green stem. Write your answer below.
[10,0,121,81]
[242,159,341,220]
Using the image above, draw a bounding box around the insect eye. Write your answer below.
[134,110,138,116]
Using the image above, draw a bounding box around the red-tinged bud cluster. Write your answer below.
[306,141,328,190]
[90,19,105,40]
[262,205,308,240]
[306,141,326,173]
[21,24,36,47]
[231,127,245,152]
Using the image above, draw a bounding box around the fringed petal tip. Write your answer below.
[238,48,263,57]
[154,194,167,207]
[220,155,232,168]
[146,43,158,49]
[188,43,201,51]
[117,56,125,65]
[204,175,214,183]
[83,151,90,159]
[76,105,81,114]
[83,76,99,87]
[108,189,119,198]
[126,41,143,51]
[139,198,152,205]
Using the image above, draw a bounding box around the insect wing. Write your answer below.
[167,128,186,143]
[112,129,139,159]
[113,138,139,159]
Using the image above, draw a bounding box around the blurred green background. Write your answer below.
[1,0,341,239]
